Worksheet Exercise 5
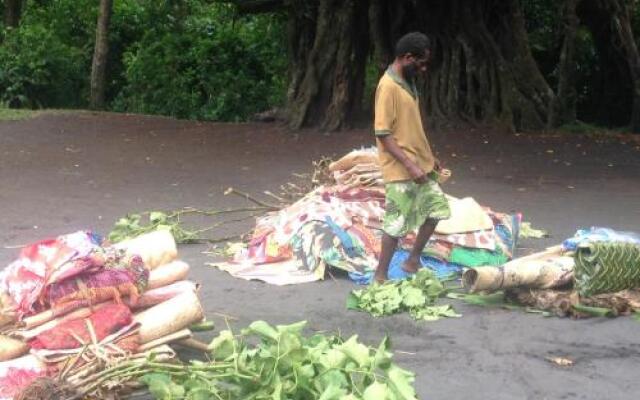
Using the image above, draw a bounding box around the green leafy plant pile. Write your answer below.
[140,320,418,400]
[347,269,460,321]
[108,211,202,244]
[107,203,268,244]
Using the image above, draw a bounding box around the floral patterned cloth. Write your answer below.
[0,231,102,317]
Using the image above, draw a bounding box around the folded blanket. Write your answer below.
[29,304,132,350]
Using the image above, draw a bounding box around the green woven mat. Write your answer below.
[575,242,640,297]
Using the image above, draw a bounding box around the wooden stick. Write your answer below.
[224,187,280,210]
[263,190,286,203]
[174,337,210,353]
[138,329,192,352]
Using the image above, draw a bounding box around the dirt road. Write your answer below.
[1,112,639,399]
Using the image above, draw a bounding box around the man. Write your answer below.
[373,32,451,283]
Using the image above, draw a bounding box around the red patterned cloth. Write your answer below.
[46,258,147,310]
[0,231,101,317]
[29,304,132,350]
[0,356,48,400]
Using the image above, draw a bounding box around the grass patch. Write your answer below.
[558,121,613,135]
[0,107,39,121]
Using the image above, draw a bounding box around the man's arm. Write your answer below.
[378,135,427,183]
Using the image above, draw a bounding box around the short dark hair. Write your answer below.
[394,32,431,58]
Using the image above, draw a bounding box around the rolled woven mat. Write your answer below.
[147,260,190,290]
[575,241,640,297]
[463,246,573,293]
[134,290,204,344]
[0,293,17,329]
[329,149,379,172]
[131,280,198,310]
[0,335,28,361]
[115,230,177,269]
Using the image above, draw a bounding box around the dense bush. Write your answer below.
[0,0,96,108]
[113,3,286,121]
[0,0,286,121]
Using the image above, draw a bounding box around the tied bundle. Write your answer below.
[0,230,209,400]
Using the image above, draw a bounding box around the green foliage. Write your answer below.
[347,269,461,321]
[113,2,287,121]
[0,0,286,121]
[0,106,37,121]
[0,23,88,108]
[140,320,419,400]
[108,211,200,244]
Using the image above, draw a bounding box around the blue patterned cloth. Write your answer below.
[349,249,463,285]
[563,227,640,251]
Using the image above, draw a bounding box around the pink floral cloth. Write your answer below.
[0,231,101,317]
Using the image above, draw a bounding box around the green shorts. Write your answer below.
[382,173,451,238]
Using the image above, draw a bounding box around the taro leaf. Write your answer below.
[186,389,218,400]
[346,292,361,310]
[386,365,418,400]
[447,292,507,307]
[276,330,307,369]
[317,348,348,371]
[317,381,348,400]
[276,320,307,335]
[245,320,279,341]
[156,224,173,232]
[336,335,371,368]
[271,374,283,399]
[318,369,349,389]
[363,381,390,400]
[373,336,393,370]
[140,373,185,400]
[401,287,426,308]
[149,211,168,224]
[208,330,235,360]
[348,269,457,321]
[422,278,445,299]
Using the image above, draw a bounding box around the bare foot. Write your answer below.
[373,274,387,284]
[402,258,420,273]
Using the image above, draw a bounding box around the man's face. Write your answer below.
[401,50,430,81]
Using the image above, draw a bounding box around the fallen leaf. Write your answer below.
[545,356,574,367]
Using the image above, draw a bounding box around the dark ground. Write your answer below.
[1,112,639,400]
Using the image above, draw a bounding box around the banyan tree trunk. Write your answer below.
[551,0,581,127]
[90,0,113,110]
[370,0,555,132]
[285,0,369,131]
[579,0,640,132]
[285,0,556,132]
[3,0,22,28]
[603,0,640,133]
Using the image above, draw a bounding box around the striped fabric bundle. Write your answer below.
[45,257,148,311]
[575,242,640,296]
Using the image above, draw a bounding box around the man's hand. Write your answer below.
[407,164,427,183]
[378,135,427,183]
[433,157,441,171]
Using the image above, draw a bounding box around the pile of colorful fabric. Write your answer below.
[0,230,205,399]
[213,148,521,285]
[461,227,640,318]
